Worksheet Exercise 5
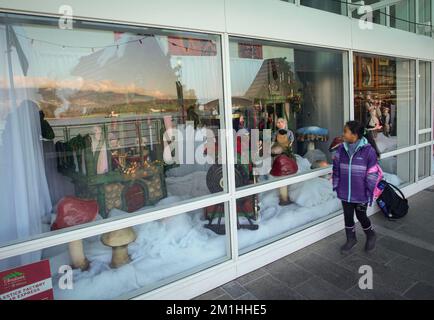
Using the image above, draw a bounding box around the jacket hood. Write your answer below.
[342,136,369,153]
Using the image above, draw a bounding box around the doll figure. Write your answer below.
[367,107,382,138]
[382,107,391,137]
[272,118,295,145]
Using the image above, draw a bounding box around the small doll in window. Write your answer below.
[382,107,391,137]
[367,106,382,138]
[272,118,295,146]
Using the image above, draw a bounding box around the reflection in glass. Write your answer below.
[419,61,431,130]
[419,146,431,180]
[237,174,341,254]
[0,14,225,250]
[229,37,347,190]
[390,0,416,33]
[379,152,415,187]
[0,204,229,299]
[353,53,416,154]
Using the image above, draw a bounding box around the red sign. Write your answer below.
[238,43,263,59]
[0,260,53,300]
[168,36,217,56]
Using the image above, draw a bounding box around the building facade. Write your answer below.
[0,0,433,300]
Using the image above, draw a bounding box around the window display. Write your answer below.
[0,14,226,257]
[353,53,416,154]
[1,204,230,299]
[237,176,342,254]
[229,37,348,190]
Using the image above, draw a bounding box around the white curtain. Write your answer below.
[0,25,52,271]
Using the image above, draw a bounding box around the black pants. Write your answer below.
[342,201,372,230]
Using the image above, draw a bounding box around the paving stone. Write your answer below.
[243,275,305,300]
[236,292,258,300]
[370,214,404,230]
[294,276,355,300]
[264,259,314,288]
[355,243,399,265]
[214,294,234,300]
[236,268,268,286]
[347,283,406,300]
[395,222,434,244]
[292,252,358,291]
[312,236,362,262]
[339,252,416,294]
[222,281,248,299]
[403,282,434,300]
[195,287,226,300]
[386,255,434,286]
[377,235,434,267]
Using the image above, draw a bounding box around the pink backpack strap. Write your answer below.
[369,164,384,200]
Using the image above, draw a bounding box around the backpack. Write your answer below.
[376,180,409,220]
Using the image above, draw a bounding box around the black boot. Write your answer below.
[364,226,377,252]
[340,227,357,254]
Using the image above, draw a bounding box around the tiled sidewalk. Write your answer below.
[195,186,434,300]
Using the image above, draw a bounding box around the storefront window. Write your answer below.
[432,145,434,175]
[417,0,432,36]
[419,61,431,131]
[0,204,230,299]
[301,0,348,15]
[418,146,431,180]
[228,37,348,190]
[390,0,416,33]
[237,175,342,254]
[353,53,416,154]
[379,152,415,187]
[0,14,226,247]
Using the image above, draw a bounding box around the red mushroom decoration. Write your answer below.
[52,197,99,271]
[270,155,298,206]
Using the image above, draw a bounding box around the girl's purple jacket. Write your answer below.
[332,137,380,205]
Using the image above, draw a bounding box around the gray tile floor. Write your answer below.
[195,186,434,300]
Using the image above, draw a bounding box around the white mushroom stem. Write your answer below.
[68,240,89,271]
[279,186,289,203]
[307,141,316,151]
[110,245,131,268]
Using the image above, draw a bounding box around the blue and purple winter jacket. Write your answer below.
[332,137,380,205]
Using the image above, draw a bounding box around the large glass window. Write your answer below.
[0,13,226,247]
[353,52,416,154]
[419,61,432,131]
[417,0,432,36]
[301,0,348,15]
[390,0,416,33]
[236,175,342,254]
[0,204,230,299]
[379,152,415,187]
[418,146,431,180]
[229,37,348,189]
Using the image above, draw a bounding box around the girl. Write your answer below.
[332,121,381,253]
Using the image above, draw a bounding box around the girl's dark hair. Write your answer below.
[345,120,381,158]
